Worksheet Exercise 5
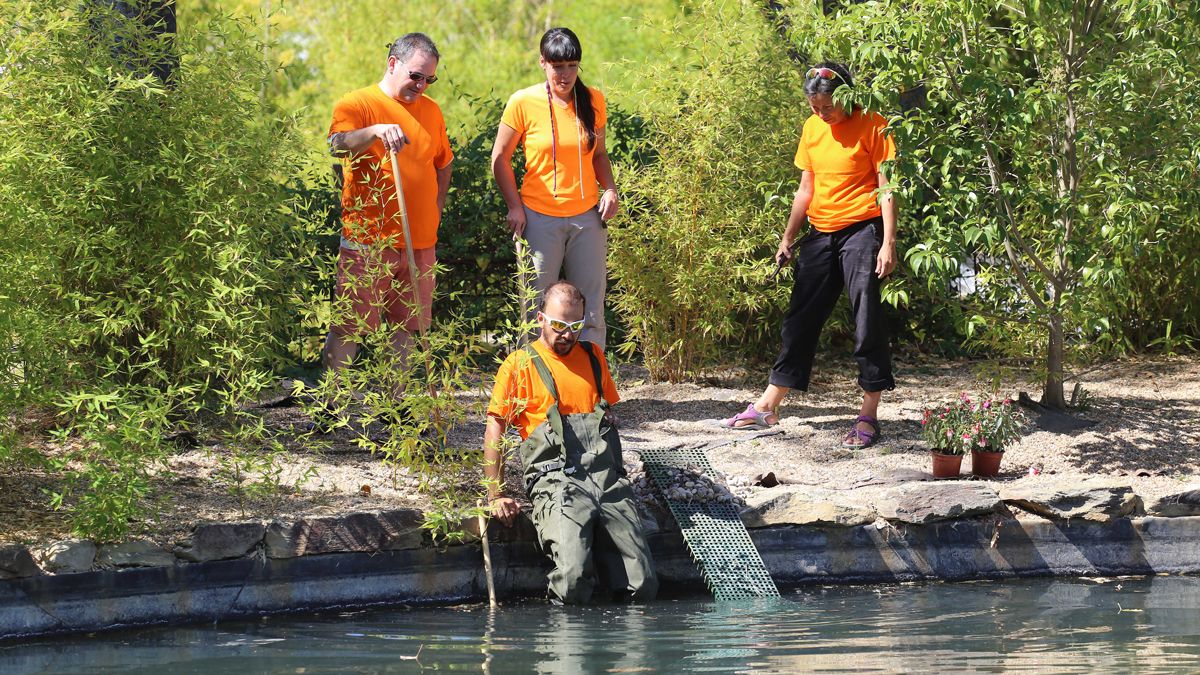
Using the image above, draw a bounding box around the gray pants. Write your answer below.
[523,205,608,349]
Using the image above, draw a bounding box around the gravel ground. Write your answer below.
[2,353,1198,545]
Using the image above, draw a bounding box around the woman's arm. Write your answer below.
[875,168,898,278]
[491,123,527,239]
[591,130,620,221]
[777,171,815,265]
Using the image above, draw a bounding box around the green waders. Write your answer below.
[518,342,658,604]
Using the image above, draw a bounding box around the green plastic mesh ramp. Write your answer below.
[640,446,779,601]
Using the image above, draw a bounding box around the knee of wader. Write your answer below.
[631,565,659,601]
[552,568,596,604]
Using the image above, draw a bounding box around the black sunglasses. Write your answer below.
[407,71,438,85]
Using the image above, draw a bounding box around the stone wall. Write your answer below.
[2,479,1199,639]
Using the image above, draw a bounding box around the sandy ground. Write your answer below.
[2,353,1198,546]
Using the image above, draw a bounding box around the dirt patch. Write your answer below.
[2,354,1198,546]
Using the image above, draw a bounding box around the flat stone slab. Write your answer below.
[0,544,39,579]
[265,509,424,558]
[32,540,96,575]
[96,540,176,568]
[175,522,266,563]
[1001,479,1142,522]
[1148,485,1200,517]
[873,482,1003,524]
[741,486,878,527]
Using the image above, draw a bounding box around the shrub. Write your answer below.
[0,3,315,538]
[609,1,803,381]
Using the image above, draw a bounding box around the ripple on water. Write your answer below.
[5,577,1200,673]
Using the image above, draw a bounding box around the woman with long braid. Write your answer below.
[491,27,619,349]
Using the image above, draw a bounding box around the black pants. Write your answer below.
[769,217,895,393]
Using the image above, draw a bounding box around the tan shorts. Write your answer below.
[331,245,435,335]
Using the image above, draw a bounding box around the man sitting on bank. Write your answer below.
[484,281,658,604]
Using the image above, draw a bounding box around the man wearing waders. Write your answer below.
[484,281,658,604]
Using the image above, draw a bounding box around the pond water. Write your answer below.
[5,575,1200,673]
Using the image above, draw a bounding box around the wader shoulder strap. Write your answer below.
[578,341,609,404]
[523,346,559,402]
[524,346,565,441]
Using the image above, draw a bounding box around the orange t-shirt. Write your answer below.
[794,108,896,232]
[500,83,607,217]
[486,340,620,440]
[329,85,454,248]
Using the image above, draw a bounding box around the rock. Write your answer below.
[96,540,176,568]
[0,543,40,579]
[32,540,96,574]
[175,522,266,562]
[265,509,424,558]
[875,482,1003,524]
[741,486,878,528]
[1146,485,1200,517]
[1000,479,1142,522]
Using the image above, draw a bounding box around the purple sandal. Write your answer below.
[842,415,881,448]
[721,403,778,430]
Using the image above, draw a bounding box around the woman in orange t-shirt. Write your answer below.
[491,27,619,349]
[724,63,898,449]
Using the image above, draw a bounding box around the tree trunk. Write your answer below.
[1042,311,1067,409]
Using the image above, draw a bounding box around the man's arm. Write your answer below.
[329,124,409,157]
[484,415,521,526]
[436,161,452,213]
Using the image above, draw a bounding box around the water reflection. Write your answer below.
[3,576,1200,673]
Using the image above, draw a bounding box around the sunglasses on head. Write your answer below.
[806,67,842,82]
[407,70,438,85]
[540,312,585,334]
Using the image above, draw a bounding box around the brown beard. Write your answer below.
[551,334,576,356]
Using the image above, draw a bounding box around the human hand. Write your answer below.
[604,408,620,429]
[875,241,897,278]
[490,497,521,527]
[506,207,527,240]
[375,123,409,154]
[775,240,795,268]
[598,189,620,221]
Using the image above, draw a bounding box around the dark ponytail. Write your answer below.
[540,27,596,151]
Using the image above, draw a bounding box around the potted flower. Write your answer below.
[921,394,1025,478]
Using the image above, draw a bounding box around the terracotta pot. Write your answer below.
[971,448,1004,477]
[930,451,963,478]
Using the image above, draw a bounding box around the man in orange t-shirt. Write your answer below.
[483,281,657,604]
[321,32,454,385]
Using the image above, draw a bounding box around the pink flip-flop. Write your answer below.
[721,403,778,431]
[842,415,881,448]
